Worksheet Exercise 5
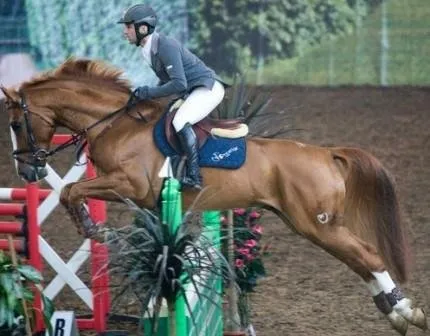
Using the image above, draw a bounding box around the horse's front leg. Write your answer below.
[59,182,87,235]
[59,173,142,238]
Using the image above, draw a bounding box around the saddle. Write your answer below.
[164,99,249,152]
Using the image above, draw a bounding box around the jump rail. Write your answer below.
[1,132,111,333]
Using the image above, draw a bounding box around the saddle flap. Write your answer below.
[165,110,209,152]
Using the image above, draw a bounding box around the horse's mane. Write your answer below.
[20,58,131,93]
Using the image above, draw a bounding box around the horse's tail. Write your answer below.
[332,147,412,283]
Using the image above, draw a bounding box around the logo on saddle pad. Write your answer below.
[211,146,239,162]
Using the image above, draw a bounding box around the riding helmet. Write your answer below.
[117,4,157,28]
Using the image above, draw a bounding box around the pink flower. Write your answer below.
[233,208,246,216]
[252,225,263,235]
[244,239,257,248]
[249,210,261,219]
[245,253,255,261]
[220,215,227,225]
[236,247,250,256]
[235,259,245,268]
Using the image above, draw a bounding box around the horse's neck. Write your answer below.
[33,82,165,145]
[47,83,129,138]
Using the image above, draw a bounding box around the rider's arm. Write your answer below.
[146,40,187,98]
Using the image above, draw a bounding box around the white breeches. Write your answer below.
[172,80,225,131]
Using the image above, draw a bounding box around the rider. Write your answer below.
[118,4,226,190]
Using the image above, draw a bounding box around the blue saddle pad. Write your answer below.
[153,113,246,169]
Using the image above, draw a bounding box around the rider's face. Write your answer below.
[123,24,137,44]
[123,24,149,45]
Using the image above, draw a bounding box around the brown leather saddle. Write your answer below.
[165,101,245,152]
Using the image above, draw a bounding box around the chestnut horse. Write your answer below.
[1,59,427,335]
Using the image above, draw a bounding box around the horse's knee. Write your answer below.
[60,182,85,207]
[320,225,385,274]
[60,183,75,206]
[67,183,85,205]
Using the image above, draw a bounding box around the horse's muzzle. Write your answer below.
[18,163,48,182]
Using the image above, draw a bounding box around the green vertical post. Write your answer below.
[161,177,182,233]
[203,210,223,335]
[144,180,223,335]
[203,211,221,248]
[161,178,187,336]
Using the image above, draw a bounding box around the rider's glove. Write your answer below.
[132,86,150,101]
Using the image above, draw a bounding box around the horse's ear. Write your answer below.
[0,85,18,101]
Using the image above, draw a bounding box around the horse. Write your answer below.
[1,58,427,335]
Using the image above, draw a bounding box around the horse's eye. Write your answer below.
[10,121,21,132]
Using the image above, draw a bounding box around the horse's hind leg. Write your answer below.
[311,226,410,335]
[332,229,428,332]
[366,276,409,335]
[370,270,427,332]
[285,207,425,335]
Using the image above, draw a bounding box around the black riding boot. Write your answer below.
[177,123,202,189]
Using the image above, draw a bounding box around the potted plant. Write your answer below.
[222,208,269,336]
[214,75,275,336]
[0,245,53,336]
[105,194,233,336]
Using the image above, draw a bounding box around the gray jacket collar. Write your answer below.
[150,32,160,55]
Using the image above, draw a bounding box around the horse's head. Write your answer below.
[1,85,55,181]
[1,58,166,182]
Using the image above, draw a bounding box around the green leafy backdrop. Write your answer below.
[187,0,382,74]
[25,0,188,86]
[2,0,427,86]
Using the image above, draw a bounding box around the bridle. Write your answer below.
[10,91,140,168]
[11,92,55,168]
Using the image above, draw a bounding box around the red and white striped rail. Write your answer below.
[0,187,51,201]
[0,183,43,330]
[1,133,111,333]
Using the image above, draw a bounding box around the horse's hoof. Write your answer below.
[88,230,105,244]
[104,230,119,243]
[410,308,428,330]
[83,223,105,243]
[83,226,98,238]
[388,311,409,336]
[92,233,105,244]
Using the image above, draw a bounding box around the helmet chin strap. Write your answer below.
[134,23,154,46]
